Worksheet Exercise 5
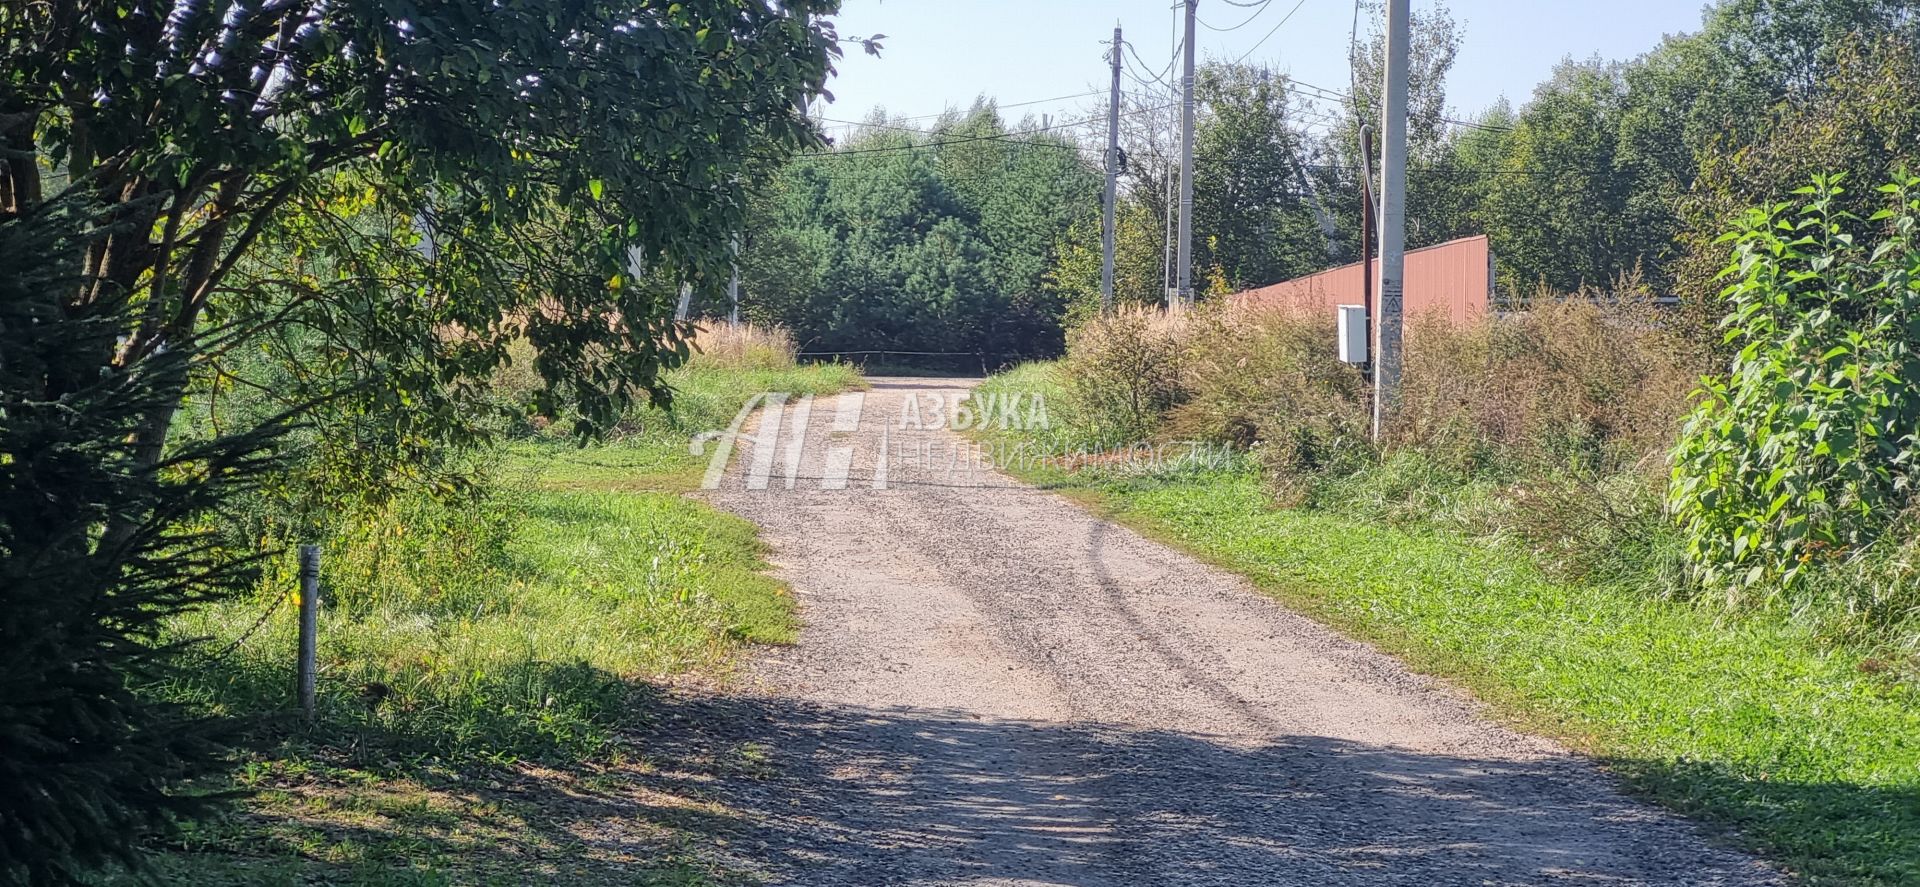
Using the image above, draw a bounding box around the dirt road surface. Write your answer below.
[695,377,1780,886]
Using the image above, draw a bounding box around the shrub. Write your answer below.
[1399,287,1699,478]
[1060,307,1189,445]
[686,323,800,371]
[1167,305,1372,504]
[1671,174,1920,592]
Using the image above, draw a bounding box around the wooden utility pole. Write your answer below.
[1175,0,1197,308]
[1102,24,1122,313]
[1373,0,1409,442]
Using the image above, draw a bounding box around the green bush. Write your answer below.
[1167,307,1372,505]
[1672,174,1920,593]
[1059,308,1188,446]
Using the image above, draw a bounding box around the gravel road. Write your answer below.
[694,377,1782,886]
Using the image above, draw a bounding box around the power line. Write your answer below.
[807,103,1177,158]
[1283,76,1516,133]
[1200,0,1274,32]
[878,89,1107,123]
[1234,0,1311,64]
[1123,39,1177,92]
[821,101,1175,139]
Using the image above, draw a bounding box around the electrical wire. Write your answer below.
[1234,0,1311,64]
[1200,0,1273,32]
[809,103,1178,158]
[1123,39,1177,91]
[877,88,1108,123]
[1282,75,1516,133]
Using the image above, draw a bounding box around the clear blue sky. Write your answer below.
[819,0,1713,133]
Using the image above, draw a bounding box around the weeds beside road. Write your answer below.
[131,339,860,885]
[975,361,1920,887]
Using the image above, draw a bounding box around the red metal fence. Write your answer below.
[1232,235,1493,324]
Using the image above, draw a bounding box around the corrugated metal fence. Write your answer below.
[1232,235,1493,324]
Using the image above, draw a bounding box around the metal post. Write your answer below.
[1102,24,1122,313]
[296,544,320,721]
[674,282,692,322]
[728,234,742,325]
[1360,125,1377,360]
[1373,0,1409,442]
[1176,0,1197,307]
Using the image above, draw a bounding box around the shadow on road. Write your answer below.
[620,689,1801,886]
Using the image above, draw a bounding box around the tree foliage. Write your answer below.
[739,108,1099,358]
[1671,175,1920,590]
[2,0,842,441]
[0,0,842,880]
[1462,0,1920,295]
[1191,65,1329,291]
[0,199,288,886]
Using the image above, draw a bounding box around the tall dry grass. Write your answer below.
[1398,294,1701,476]
[1058,306,1191,445]
[1057,293,1704,573]
[686,322,798,370]
[1063,296,1698,466]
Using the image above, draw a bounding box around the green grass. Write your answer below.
[975,362,1920,887]
[138,359,862,885]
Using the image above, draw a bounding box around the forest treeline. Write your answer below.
[732,0,1920,357]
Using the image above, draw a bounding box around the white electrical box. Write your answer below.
[1337,304,1368,364]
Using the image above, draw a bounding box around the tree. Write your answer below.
[1191,64,1328,291]
[740,108,1100,358]
[1478,60,1636,293]
[0,0,842,879]
[1467,0,1920,297]
[1323,0,1467,256]
[1678,33,1920,311]
[0,198,291,885]
[2,0,843,443]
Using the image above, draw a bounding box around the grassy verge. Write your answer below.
[138,360,861,885]
[975,362,1920,887]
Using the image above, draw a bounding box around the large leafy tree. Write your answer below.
[1676,27,1920,299]
[1466,0,1919,296]
[1479,60,1638,293]
[1191,64,1328,292]
[0,1,842,880]
[2,0,843,443]
[1318,0,1467,257]
[740,109,1100,358]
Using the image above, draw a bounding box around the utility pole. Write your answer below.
[1373,0,1409,442]
[1102,24,1122,313]
[1175,0,1197,308]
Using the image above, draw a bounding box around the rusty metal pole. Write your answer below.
[1360,125,1377,360]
